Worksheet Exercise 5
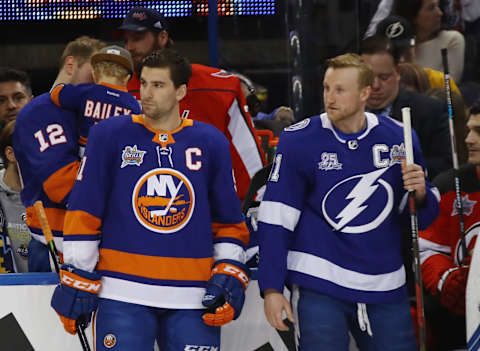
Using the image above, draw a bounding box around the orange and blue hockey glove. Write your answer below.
[51,264,101,334]
[202,259,250,327]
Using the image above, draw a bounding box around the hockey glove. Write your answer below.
[51,264,101,334]
[202,260,250,326]
[438,265,469,316]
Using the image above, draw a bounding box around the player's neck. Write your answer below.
[332,110,367,134]
[3,164,21,192]
[143,110,182,132]
[96,76,127,88]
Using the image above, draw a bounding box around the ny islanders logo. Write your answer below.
[132,169,195,234]
[322,167,393,233]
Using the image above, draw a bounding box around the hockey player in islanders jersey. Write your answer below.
[50,49,250,350]
[257,53,440,351]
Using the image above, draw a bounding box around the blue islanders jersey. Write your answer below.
[13,93,80,251]
[257,112,440,304]
[50,82,142,148]
[63,115,249,309]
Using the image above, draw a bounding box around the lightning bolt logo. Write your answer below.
[322,167,394,233]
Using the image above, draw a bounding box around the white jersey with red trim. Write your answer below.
[63,115,249,309]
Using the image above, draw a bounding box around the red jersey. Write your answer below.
[128,64,266,201]
[419,164,480,295]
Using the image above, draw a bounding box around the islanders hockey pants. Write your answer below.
[94,298,220,351]
[292,286,418,351]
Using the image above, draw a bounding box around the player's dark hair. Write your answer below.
[0,67,32,96]
[393,0,424,30]
[470,100,480,116]
[140,49,192,88]
[360,35,401,66]
[0,120,15,168]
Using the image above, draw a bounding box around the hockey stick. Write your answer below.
[33,201,91,351]
[441,48,468,264]
[402,107,426,351]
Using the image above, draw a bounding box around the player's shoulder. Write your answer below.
[16,93,75,122]
[190,64,240,90]
[433,164,478,194]
[189,119,227,141]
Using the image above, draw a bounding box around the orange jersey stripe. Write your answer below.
[212,222,249,246]
[26,206,66,232]
[97,248,214,282]
[64,210,102,236]
[43,161,80,204]
[50,85,63,107]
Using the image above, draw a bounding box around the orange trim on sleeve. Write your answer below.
[212,262,249,289]
[212,222,249,246]
[78,136,88,146]
[26,206,66,232]
[97,248,214,282]
[43,160,80,204]
[64,210,102,236]
[50,84,64,107]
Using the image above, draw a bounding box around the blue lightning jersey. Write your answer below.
[63,115,249,309]
[257,113,440,303]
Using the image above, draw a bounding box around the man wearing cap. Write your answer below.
[13,36,105,272]
[50,45,142,154]
[375,14,461,95]
[119,7,265,202]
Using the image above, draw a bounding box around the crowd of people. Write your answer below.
[1,0,480,350]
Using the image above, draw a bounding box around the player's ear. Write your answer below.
[176,84,187,101]
[5,146,16,163]
[63,56,76,76]
[360,85,371,103]
[156,31,169,49]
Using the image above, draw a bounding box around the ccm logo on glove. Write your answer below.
[211,263,249,288]
[61,271,101,293]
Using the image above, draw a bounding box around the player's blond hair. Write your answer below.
[92,61,130,81]
[59,36,106,69]
[326,53,374,89]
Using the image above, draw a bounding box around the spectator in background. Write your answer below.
[0,120,31,273]
[398,62,431,93]
[0,67,33,130]
[13,36,105,272]
[426,87,469,165]
[394,0,465,82]
[50,45,141,154]
[119,7,265,201]
[375,14,462,95]
[361,35,451,180]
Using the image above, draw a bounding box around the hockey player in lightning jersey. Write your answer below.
[258,53,440,351]
[418,102,480,350]
[12,36,105,272]
[50,45,141,154]
[119,7,265,201]
[50,50,250,350]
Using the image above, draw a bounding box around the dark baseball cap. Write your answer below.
[118,7,168,32]
[376,15,415,48]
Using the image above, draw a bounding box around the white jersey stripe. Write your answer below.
[258,200,301,232]
[100,276,206,309]
[214,242,246,263]
[227,99,263,178]
[287,251,406,292]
